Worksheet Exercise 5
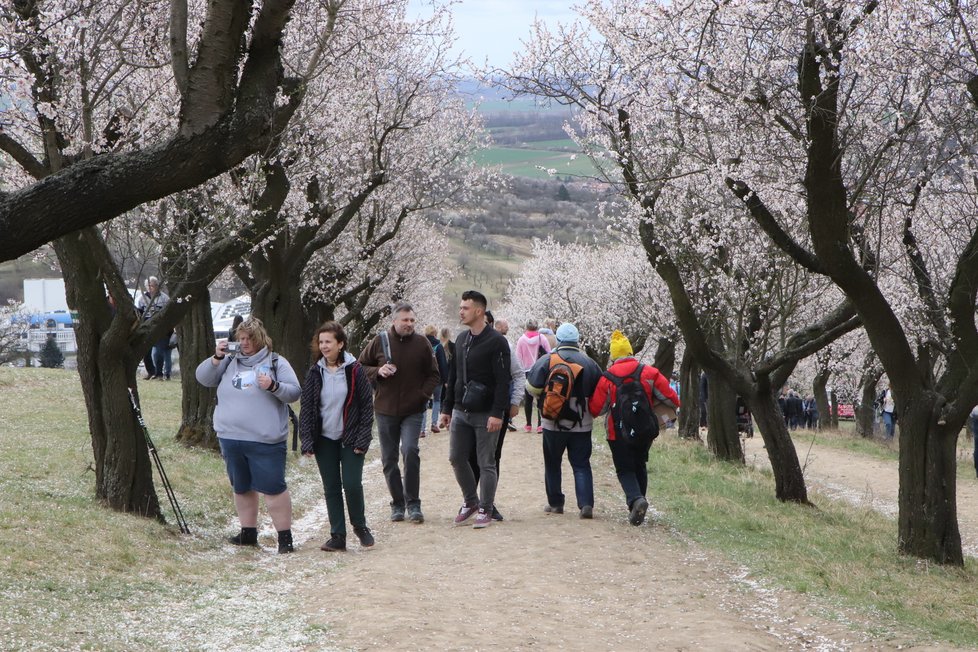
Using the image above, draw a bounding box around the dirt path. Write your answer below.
[293,428,924,651]
[744,435,978,558]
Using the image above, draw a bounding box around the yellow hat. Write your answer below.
[610,330,633,360]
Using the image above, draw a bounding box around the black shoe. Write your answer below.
[320,534,346,551]
[544,505,564,514]
[407,506,424,524]
[491,506,504,521]
[629,497,649,526]
[580,505,593,519]
[391,505,406,522]
[506,423,517,431]
[353,526,375,548]
[228,529,258,546]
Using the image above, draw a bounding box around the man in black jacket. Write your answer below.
[438,290,511,529]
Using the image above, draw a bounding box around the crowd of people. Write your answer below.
[194,288,680,553]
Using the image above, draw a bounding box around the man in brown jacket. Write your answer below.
[359,302,440,523]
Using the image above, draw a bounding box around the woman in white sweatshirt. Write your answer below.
[195,317,301,553]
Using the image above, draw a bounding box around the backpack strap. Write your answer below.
[630,363,645,384]
[460,330,471,385]
[271,353,299,451]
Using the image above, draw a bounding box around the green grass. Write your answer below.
[790,424,977,481]
[0,367,335,651]
[646,434,978,646]
[517,138,580,149]
[473,147,602,179]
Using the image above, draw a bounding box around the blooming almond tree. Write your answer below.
[0,0,313,262]
[601,0,978,564]
[0,0,394,517]
[223,2,483,367]
[504,237,676,368]
[303,210,456,352]
[503,6,861,497]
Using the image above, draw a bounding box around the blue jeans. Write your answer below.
[882,411,896,439]
[542,429,593,509]
[218,438,287,495]
[375,412,424,509]
[420,385,442,432]
[970,415,978,478]
[152,336,172,379]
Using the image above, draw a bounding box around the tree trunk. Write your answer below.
[704,368,743,463]
[652,336,675,378]
[249,280,315,375]
[897,397,963,564]
[812,368,830,432]
[175,288,218,449]
[747,389,810,503]
[829,388,840,429]
[855,366,883,438]
[54,234,162,518]
[677,349,700,441]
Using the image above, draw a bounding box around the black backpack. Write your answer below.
[536,334,548,359]
[604,365,658,448]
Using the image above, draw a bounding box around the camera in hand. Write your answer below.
[226,342,241,354]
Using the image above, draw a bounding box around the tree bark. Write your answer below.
[249,279,315,375]
[746,389,810,503]
[652,336,675,378]
[829,388,840,429]
[704,369,743,463]
[898,397,963,564]
[813,367,830,432]
[677,349,700,440]
[175,288,218,449]
[855,365,883,438]
[54,233,162,519]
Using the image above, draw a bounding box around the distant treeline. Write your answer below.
[432,177,619,257]
[484,111,584,147]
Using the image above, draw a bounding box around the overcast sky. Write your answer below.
[407,0,581,69]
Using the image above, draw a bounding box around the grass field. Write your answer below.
[473,146,602,180]
[3,368,977,649]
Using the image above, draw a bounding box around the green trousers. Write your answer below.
[313,436,367,536]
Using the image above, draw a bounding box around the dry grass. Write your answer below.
[0,367,336,651]
[647,434,978,647]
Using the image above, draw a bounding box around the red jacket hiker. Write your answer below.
[589,357,680,441]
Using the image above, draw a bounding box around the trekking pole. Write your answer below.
[128,387,190,534]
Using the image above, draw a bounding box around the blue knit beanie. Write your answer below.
[555,322,579,343]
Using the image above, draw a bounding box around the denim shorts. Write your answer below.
[218,438,288,495]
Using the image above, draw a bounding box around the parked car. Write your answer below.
[211,295,251,341]
[834,403,855,420]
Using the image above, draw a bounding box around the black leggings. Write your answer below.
[524,390,542,426]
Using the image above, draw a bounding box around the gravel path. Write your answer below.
[293,428,937,651]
